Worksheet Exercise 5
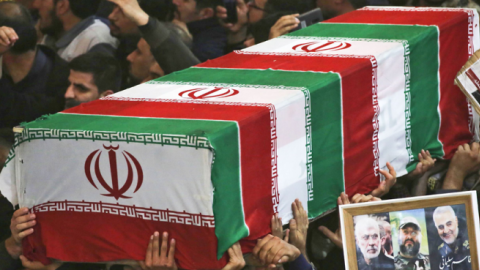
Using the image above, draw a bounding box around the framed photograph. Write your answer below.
[340,191,480,270]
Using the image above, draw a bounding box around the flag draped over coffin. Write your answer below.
[0,6,478,270]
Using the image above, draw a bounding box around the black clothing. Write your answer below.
[138,17,200,75]
[430,232,471,270]
[357,250,395,270]
[186,18,227,62]
[0,46,69,130]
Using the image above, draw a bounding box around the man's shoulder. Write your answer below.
[79,19,118,45]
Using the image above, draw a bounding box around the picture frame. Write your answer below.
[340,191,480,270]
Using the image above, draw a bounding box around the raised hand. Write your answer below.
[222,242,246,270]
[269,14,299,39]
[253,234,300,267]
[288,199,308,260]
[106,0,149,26]
[141,232,177,270]
[411,149,436,176]
[443,142,480,190]
[371,162,397,197]
[5,207,35,259]
[19,256,62,270]
[271,213,283,239]
[216,0,248,33]
[0,26,18,55]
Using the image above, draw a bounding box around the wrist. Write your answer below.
[5,236,22,259]
[134,12,149,26]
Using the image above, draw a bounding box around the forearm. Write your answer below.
[0,238,22,270]
[139,17,199,74]
[442,167,467,190]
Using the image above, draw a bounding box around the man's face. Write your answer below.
[398,225,421,257]
[64,70,100,109]
[127,38,155,83]
[33,0,63,35]
[357,226,381,261]
[247,0,267,24]
[383,223,392,247]
[434,211,459,245]
[108,5,139,38]
[173,0,198,23]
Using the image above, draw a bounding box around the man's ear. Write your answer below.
[56,0,70,16]
[100,90,114,98]
[199,7,215,19]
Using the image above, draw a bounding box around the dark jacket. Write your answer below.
[138,17,200,75]
[357,250,395,270]
[430,232,471,270]
[0,45,69,129]
[187,17,227,62]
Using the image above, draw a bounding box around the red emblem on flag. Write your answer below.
[292,41,352,53]
[178,87,239,99]
[84,145,143,200]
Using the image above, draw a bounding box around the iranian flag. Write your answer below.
[327,6,480,159]
[0,7,478,269]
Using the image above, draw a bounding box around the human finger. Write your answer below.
[351,193,363,203]
[284,228,290,242]
[386,162,396,178]
[253,234,274,257]
[168,238,176,262]
[159,232,167,258]
[15,219,36,233]
[0,29,11,46]
[339,192,349,205]
[12,207,30,218]
[145,234,154,267]
[17,228,34,240]
[464,143,471,152]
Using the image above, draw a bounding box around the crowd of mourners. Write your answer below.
[1,0,480,268]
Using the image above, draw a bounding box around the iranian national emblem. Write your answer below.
[292,41,352,53]
[84,145,143,200]
[178,87,239,99]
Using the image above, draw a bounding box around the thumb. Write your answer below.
[284,228,290,242]
[290,218,297,230]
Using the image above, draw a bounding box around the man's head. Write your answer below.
[0,1,37,54]
[174,0,222,23]
[33,0,100,36]
[355,218,382,263]
[433,206,459,245]
[108,0,175,38]
[65,52,121,109]
[398,217,422,258]
[379,220,392,251]
[316,0,363,20]
[126,38,156,84]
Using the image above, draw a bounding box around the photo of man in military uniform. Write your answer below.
[394,216,431,270]
[428,205,471,270]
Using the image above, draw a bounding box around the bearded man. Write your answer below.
[355,217,394,270]
[394,217,430,270]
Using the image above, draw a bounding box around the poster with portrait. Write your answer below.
[340,191,480,270]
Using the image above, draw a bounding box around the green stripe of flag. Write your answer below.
[288,23,442,171]
[155,68,343,218]
[22,113,248,257]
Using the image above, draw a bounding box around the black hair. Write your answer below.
[265,0,316,14]
[196,0,223,11]
[0,1,37,54]
[66,0,102,19]
[139,0,176,22]
[69,52,122,93]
